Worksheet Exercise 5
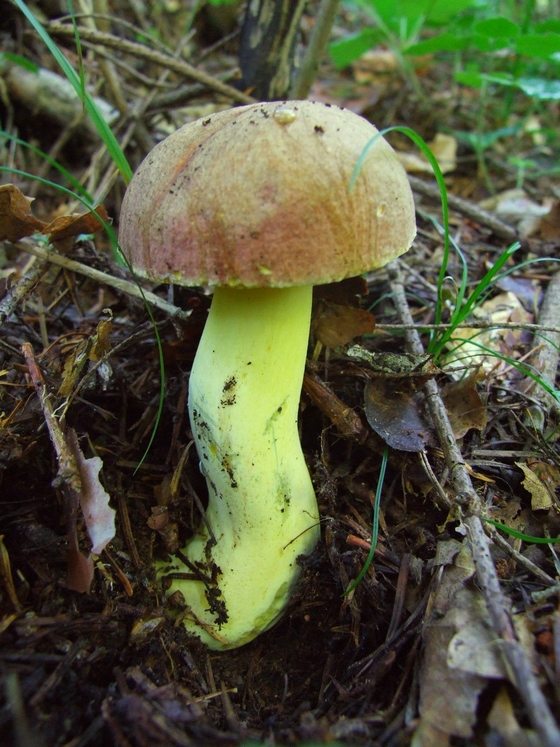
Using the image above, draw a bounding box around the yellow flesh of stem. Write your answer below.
[164,285,320,649]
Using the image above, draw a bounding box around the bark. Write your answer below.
[238,0,308,100]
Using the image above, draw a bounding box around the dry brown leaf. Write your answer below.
[89,309,113,362]
[537,200,560,241]
[312,301,375,348]
[0,184,47,241]
[441,373,488,438]
[415,547,487,743]
[59,340,90,397]
[417,606,485,740]
[43,205,109,243]
[487,688,541,747]
[515,460,554,511]
[364,379,429,452]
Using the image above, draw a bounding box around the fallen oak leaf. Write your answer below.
[441,372,488,438]
[0,184,47,241]
[312,300,375,348]
[42,205,109,244]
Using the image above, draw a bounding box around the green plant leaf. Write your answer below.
[474,17,519,39]
[535,20,560,34]
[328,29,384,68]
[471,32,513,52]
[455,70,485,87]
[455,70,515,89]
[405,32,471,55]
[516,33,560,58]
[425,0,479,26]
[516,77,560,100]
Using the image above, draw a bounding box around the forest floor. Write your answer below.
[1,2,560,746]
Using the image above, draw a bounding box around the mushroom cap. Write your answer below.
[119,101,416,288]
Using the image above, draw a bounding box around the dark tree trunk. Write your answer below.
[238,0,308,100]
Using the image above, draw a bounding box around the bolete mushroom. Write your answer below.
[118,100,416,649]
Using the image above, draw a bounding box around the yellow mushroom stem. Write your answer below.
[162,285,320,649]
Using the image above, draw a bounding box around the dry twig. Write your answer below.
[408,174,521,244]
[47,24,256,105]
[21,242,191,321]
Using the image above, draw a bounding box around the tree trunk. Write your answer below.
[238,0,308,100]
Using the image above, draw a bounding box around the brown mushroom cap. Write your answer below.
[119,101,416,288]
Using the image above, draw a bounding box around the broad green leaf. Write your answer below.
[535,20,560,34]
[516,77,560,100]
[474,17,519,39]
[455,70,515,90]
[328,29,384,68]
[516,33,560,58]
[471,32,513,52]
[405,32,471,55]
[455,70,485,87]
[425,0,479,26]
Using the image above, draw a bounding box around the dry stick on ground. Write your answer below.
[47,24,256,105]
[530,269,560,417]
[385,259,560,747]
[408,174,521,244]
[21,242,191,321]
[0,258,47,327]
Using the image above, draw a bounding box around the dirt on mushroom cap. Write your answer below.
[119,101,416,288]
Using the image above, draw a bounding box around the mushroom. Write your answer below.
[118,100,416,649]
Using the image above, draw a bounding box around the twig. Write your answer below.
[20,243,191,321]
[21,343,82,495]
[386,259,560,747]
[0,259,47,327]
[29,637,87,708]
[489,528,557,587]
[47,23,256,105]
[408,174,521,244]
[530,270,560,416]
[374,321,560,334]
[291,0,342,99]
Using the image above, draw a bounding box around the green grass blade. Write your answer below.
[483,518,560,544]
[12,0,133,184]
[0,129,93,201]
[351,126,450,326]
[344,446,389,595]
